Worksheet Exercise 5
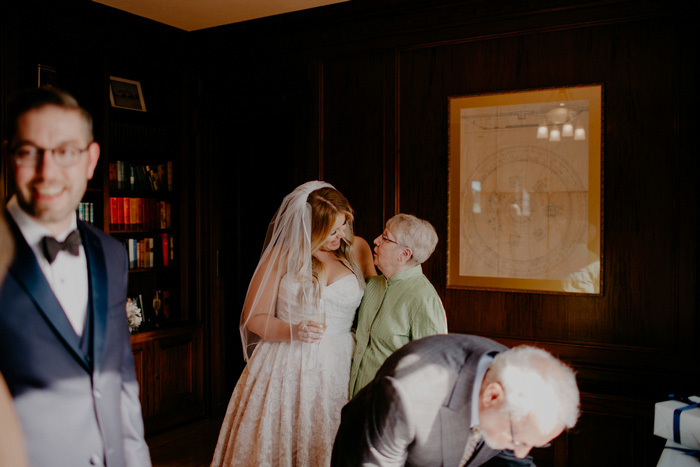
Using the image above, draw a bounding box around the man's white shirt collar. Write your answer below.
[470,353,495,428]
[7,195,78,255]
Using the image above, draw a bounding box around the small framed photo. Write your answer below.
[109,76,146,112]
[38,64,57,88]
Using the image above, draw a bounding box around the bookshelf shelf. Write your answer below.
[126,266,176,274]
[110,228,174,234]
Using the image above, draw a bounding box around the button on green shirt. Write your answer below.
[349,265,447,398]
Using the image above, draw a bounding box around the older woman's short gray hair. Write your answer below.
[386,214,438,266]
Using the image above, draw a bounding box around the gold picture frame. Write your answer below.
[447,85,602,295]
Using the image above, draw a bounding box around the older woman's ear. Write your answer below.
[401,246,413,262]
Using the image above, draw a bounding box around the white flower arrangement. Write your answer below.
[126,299,143,333]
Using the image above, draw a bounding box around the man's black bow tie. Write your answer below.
[41,230,81,264]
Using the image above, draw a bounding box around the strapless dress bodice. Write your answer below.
[277,273,363,335]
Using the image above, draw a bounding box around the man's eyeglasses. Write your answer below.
[11,144,91,168]
[510,414,551,449]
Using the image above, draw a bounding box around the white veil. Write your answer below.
[239,180,336,361]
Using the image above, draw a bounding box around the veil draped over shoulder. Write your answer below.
[239,180,335,361]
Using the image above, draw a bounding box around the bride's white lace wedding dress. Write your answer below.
[211,273,363,467]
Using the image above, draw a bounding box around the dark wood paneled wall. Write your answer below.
[194,1,698,465]
[3,0,697,465]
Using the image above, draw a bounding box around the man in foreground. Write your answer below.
[0,86,150,466]
[333,334,580,466]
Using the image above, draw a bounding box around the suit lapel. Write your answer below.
[79,223,107,371]
[440,360,478,466]
[6,216,90,371]
[441,349,501,466]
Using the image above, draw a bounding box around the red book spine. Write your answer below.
[148,237,154,267]
[129,198,137,229]
[109,198,117,230]
[159,201,165,229]
[148,198,155,229]
[161,234,169,267]
[144,198,151,229]
[123,198,130,229]
[136,198,143,229]
[116,197,124,230]
[109,163,117,190]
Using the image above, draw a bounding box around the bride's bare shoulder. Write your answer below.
[352,236,377,278]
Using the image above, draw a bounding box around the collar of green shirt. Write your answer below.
[385,264,424,283]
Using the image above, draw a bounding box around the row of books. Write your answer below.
[78,202,96,225]
[109,161,173,192]
[120,234,175,269]
[109,197,172,231]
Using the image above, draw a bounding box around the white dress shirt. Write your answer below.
[7,196,89,336]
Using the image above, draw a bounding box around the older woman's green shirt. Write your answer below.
[349,265,447,398]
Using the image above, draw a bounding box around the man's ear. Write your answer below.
[480,382,505,408]
[86,141,100,180]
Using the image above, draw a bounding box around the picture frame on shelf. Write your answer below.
[109,76,147,112]
[38,64,57,88]
[447,84,603,295]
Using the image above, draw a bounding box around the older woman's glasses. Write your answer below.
[510,414,551,449]
[380,233,409,250]
[11,144,90,168]
[380,234,400,246]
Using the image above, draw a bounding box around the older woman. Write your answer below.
[349,213,447,398]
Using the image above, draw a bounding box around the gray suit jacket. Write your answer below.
[0,215,151,467]
[332,334,534,467]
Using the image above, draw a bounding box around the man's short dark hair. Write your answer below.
[5,86,93,143]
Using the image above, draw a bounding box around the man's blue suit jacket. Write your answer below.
[0,214,150,467]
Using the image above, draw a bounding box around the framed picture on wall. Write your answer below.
[447,85,603,295]
[109,76,147,112]
[38,64,57,87]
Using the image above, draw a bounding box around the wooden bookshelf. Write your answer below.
[91,69,203,433]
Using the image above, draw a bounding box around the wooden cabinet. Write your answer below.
[131,326,205,435]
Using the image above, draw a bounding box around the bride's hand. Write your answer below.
[295,321,326,343]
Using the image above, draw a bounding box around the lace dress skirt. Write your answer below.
[211,274,362,467]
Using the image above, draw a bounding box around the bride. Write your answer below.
[211,181,376,466]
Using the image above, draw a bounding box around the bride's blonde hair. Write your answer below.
[307,187,363,297]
